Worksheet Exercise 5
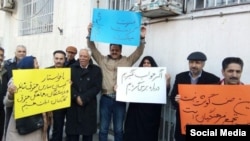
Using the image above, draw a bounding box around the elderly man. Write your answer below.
[65,48,102,141]
[170,51,220,141]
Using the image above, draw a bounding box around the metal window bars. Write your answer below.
[194,0,250,9]
[19,0,54,36]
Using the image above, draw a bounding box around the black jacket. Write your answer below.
[0,68,8,109]
[65,61,102,135]
[64,58,76,67]
[170,70,220,141]
[4,58,18,81]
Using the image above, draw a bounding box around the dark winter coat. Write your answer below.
[170,70,220,141]
[65,61,102,135]
[0,67,8,140]
[4,58,18,82]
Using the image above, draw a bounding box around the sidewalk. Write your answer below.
[62,129,114,141]
[93,131,114,141]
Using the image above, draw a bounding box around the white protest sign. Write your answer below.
[116,67,167,104]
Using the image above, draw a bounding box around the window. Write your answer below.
[194,0,250,9]
[19,0,54,36]
[107,0,135,10]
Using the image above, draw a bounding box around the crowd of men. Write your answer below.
[0,30,246,141]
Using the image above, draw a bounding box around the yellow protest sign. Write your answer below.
[13,68,71,119]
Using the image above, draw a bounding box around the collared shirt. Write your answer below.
[189,71,202,84]
[80,64,89,69]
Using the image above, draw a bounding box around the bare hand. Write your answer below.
[8,84,16,94]
[140,26,146,38]
[114,85,117,92]
[7,84,17,100]
[76,96,83,106]
[87,23,92,34]
[175,94,180,103]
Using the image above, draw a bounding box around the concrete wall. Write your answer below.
[1,1,249,82]
[1,1,250,141]
[0,0,92,68]
[139,5,250,84]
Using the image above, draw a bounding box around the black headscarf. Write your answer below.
[138,56,158,67]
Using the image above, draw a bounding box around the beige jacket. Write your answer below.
[87,39,146,94]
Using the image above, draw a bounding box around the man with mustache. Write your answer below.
[220,57,244,85]
[87,23,146,141]
[170,51,220,141]
[47,50,67,141]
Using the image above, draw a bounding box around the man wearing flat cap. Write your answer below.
[170,51,220,141]
[187,51,207,61]
[65,46,77,67]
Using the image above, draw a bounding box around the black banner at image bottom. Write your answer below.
[186,125,250,141]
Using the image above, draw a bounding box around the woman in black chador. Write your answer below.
[124,56,171,141]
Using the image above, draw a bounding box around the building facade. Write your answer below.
[1,0,250,140]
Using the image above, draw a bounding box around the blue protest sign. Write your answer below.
[91,8,141,46]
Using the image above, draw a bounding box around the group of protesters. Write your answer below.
[0,23,245,141]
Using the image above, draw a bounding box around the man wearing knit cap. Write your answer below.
[170,51,220,141]
[65,46,77,67]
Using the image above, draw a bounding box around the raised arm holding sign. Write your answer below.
[90,8,142,46]
[86,9,146,141]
